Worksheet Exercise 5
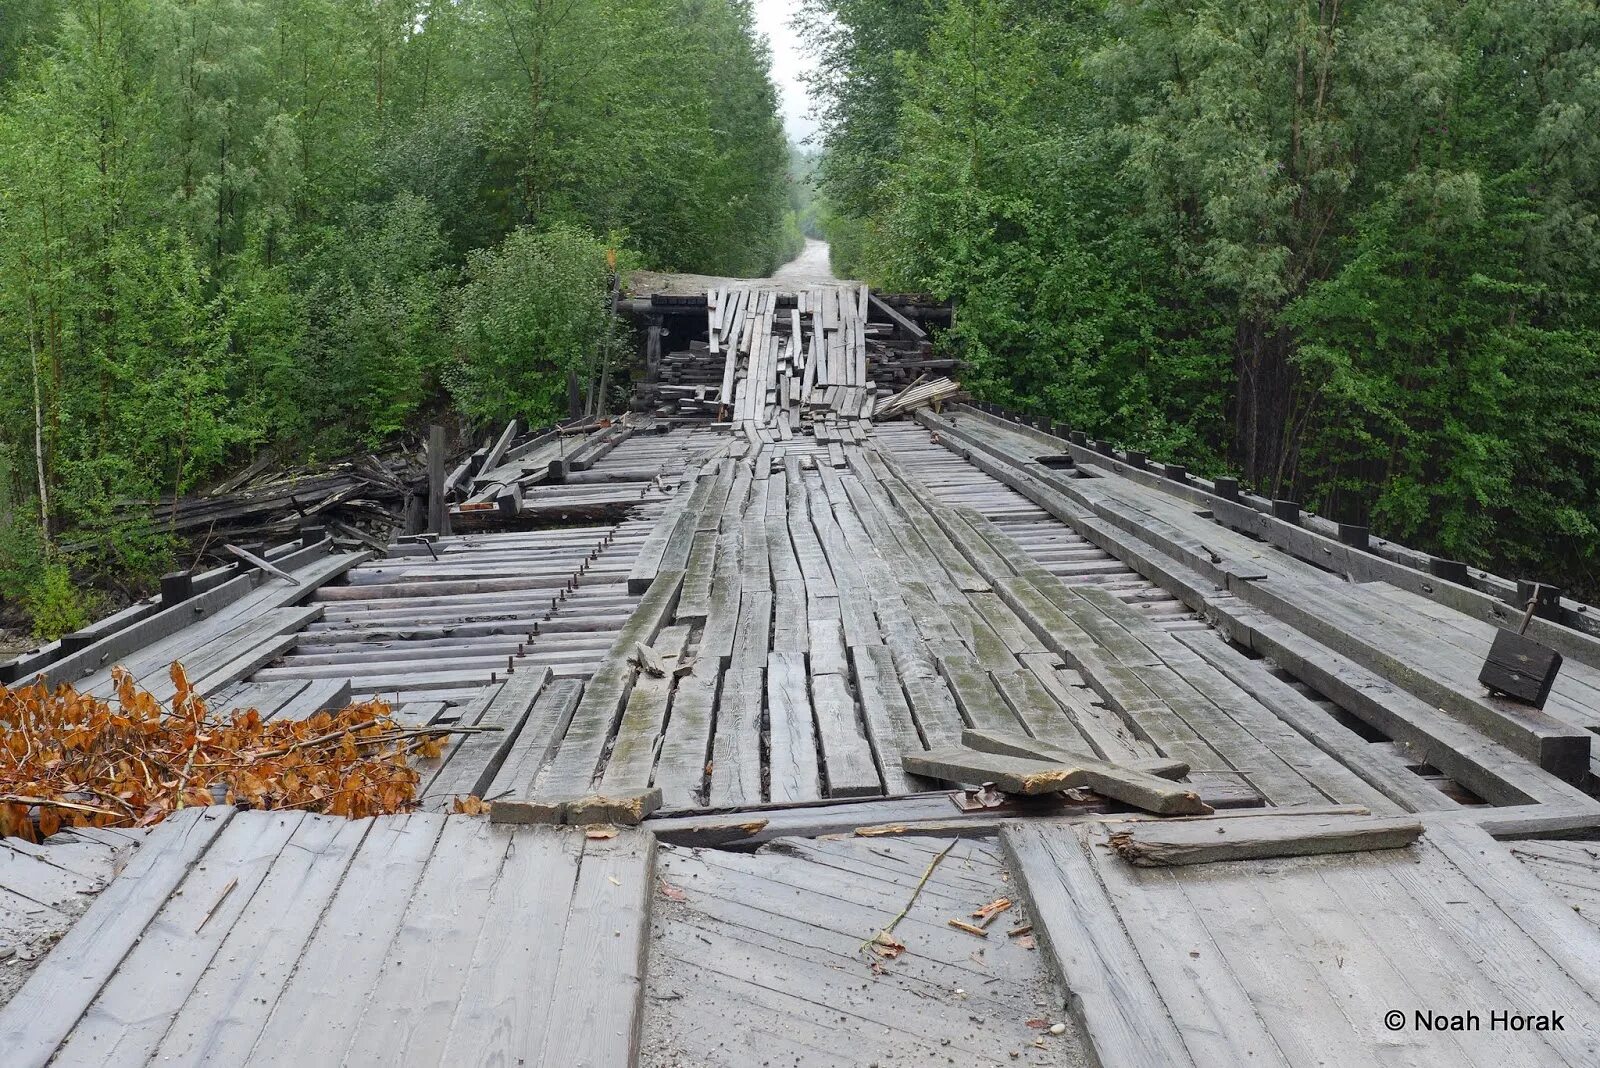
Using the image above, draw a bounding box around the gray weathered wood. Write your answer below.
[0,808,235,1067]
[768,650,820,803]
[1104,812,1424,866]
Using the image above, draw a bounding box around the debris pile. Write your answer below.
[633,285,960,431]
[108,443,433,562]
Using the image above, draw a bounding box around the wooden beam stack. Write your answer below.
[633,284,957,428]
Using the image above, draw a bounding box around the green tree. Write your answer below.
[450,223,621,424]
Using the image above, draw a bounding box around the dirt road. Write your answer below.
[769,238,839,284]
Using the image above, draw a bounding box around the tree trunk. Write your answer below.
[1233,315,1296,496]
[25,294,51,543]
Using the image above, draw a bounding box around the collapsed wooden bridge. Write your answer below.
[6,283,1600,1065]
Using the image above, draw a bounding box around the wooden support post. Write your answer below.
[160,570,194,606]
[1271,499,1300,524]
[1429,557,1470,585]
[1212,477,1239,501]
[1163,463,1187,483]
[298,524,326,546]
[1337,523,1369,550]
[1516,580,1563,622]
[427,424,447,535]
[1125,450,1147,469]
[1480,631,1563,709]
[58,631,95,654]
[402,493,425,536]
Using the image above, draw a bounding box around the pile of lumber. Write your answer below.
[715,283,877,446]
[109,448,428,562]
[875,376,963,420]
[113,416,639,557]
[633,285,959,430]
[446,418,649,531]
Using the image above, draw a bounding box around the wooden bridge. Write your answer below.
[5,283,1600,1065]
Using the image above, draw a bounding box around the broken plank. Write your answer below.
[1103,812,1424,867]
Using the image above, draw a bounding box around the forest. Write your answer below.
[4,0,1598,639]
[0,0,797,632]
[803,0,1600,597]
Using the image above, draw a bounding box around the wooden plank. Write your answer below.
[1001,822,1196,1067]
[893,649,967,748]
[697,578,741,667]
[1179,632,1452,813]
[535,832,656,1067]
[935,654,1021,733]
[1077,826,1294,1068]
[806,617,848,677]
[53,811,307,1065]
[485,678,584,799]
[270,676,351,721]
[810,671,881,798]
[1017,652,1157,763]
[428,667,553,804]
[959,728,1206,814]
[1103,812,1424,866]
[336,817,514,1065]
[731,590,772,672]
[249,813,447,1063]
[628,480,696,594]
[35,575,255,689]
[534,571,684,798]
[600,626,691,793]
[0,808,235,1066]
[988,667,1094,749]
[768,650,821,803]
[851,646,924,794]
[437,828,582,1065]
[150,813,371,1064]
[903,746,1085,795]
[654,665,719,809]
[710,668,763,807]
[677,529,719,622]
[213,678,309,719]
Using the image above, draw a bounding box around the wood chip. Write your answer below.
[972,897,1013,927]
[947,918,989,938]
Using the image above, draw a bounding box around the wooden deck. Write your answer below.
[644,835,1084,1067]
[0,808,656,1067]
[1007,816,1600,1065]
[7,293,1600,1064]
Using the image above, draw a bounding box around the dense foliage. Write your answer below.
[805,0,1600,594]
[0,0,795,630]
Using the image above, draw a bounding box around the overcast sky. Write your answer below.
[752,0,819,145]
